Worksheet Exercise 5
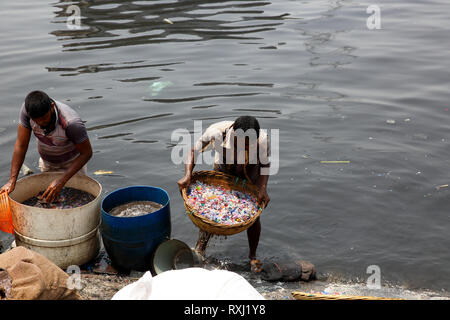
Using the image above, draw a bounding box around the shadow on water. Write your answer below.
[86,113,173,131]
[46,61,184,76]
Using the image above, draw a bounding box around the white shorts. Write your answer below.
[39,158,87,176]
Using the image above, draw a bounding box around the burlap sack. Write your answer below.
[0,246,82,300]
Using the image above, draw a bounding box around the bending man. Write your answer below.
[0,91,92,202]
[177,116,270,272]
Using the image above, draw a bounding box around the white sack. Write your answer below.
[112,267,264,300]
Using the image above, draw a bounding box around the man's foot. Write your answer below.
[250,259,262,273]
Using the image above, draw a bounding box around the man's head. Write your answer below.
[25,91,56,134]
[232,116,260,153]
[233,116,260,139]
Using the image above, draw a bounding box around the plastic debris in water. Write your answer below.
[149,81,173,96]
[320,161,350,164]
[20,164,33,176]
[386,119,396,124]
[187,181,260,226]
[94,170,114,175]
[109,201,163,217]
[163,18,174,24]
[22,187,95,209]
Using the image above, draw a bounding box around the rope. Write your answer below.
[292,291,405,300]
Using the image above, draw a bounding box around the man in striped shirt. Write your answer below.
[0,91,93,203]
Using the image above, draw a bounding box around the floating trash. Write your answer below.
[149,81,173,96]
[386,119,396,124]
[94,170,114,175]
[20,164,33,176]
[163,18,174,24]
[109,201,163,218]
[186,181,260,225]
[412,133,428,140]
[320,160,350,164]
[22,187,95,209]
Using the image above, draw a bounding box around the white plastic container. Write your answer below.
[8,172,102,269]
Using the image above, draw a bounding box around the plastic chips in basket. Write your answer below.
[187,181,261,225]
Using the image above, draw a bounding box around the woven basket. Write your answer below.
[181,170,265,236]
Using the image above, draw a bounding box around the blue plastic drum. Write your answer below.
[100,186,171,272]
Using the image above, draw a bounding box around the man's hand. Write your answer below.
[41,178,66,203]
[257,186,270,208]
[177,175,191,194]
[0,179,16,195]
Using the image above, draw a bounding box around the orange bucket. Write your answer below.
[0,192,13,234]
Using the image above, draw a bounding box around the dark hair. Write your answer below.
[233,115,260,138]
[24,91,52,119]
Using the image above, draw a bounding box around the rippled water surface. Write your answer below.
[1,0,450,291]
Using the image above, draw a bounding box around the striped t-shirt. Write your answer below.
[19,100,88,164]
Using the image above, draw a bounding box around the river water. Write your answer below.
[1,0,450,293]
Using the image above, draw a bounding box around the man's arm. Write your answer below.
[256,173,270,208]
[0,125,31,194]
[41,138,93,202]
[256,135,271,207]
[177,141,209,194]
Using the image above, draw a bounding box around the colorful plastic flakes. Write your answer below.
[187,181,260,225]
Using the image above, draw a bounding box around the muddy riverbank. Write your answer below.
[77,250,450,300]
[78,271,450,300]
[2,235,449,300]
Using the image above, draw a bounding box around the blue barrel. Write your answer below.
[100,186,171,272]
